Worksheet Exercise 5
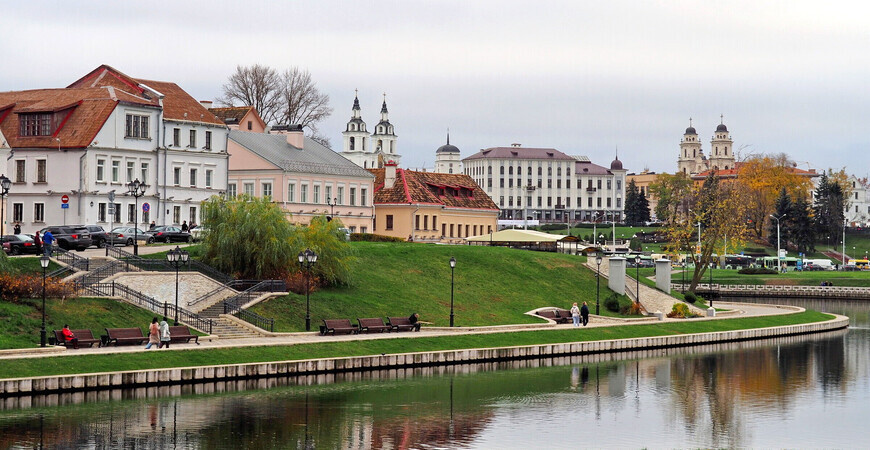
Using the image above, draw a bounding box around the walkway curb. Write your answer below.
[0,314,848,397]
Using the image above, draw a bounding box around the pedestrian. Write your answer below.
[13,223,21,234]
[570,302,581,327]
[145,317,160,349]
[61,324,78,349]
[149,221,156,231]
[42,229,54,257]
[33,231,42,254]
[581,301,590,326]
[158,317,171,348]
[181,220,188,232]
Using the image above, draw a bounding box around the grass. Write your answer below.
[0,310,832,379]
[250,242,636,332]
[1,255,62,274]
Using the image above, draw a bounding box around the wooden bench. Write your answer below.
[321,319,358,335]
[105,327,148,346]
[168,326,200,344]
[387,316,420,332]
[53,329,101,348]
[357,318,391,333]
[537,310,570,324]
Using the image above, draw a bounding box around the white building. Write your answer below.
[462,144,627,223]
[0,65,228,233]
[845,175,870,225]
[340,93,399,169]
[433,133,462,174]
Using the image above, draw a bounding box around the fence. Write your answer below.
[220,280,285,332]
[84,282,213,333]
[670,282,870,299]
[51,247,89,272]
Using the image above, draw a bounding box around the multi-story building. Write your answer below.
[845,175,869,225]
[340,93,399,169]
[0,128,9,234]
[462,144,627,224]
[227,125,375,232]
[0,65,228,233]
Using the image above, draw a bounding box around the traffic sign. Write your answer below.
[61,194,69,204]
[61,204,69,209]
[142,202,150,213]
[108,204,115,214]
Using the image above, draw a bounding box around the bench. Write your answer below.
[357,318,391,333]
[105,327,148,346]
[387,316,420,332]
[53,329,101,348]
[537,309,571,324]
[321,319,358,335]
[168,326,200,344]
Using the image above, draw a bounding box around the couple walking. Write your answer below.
[570,302,589,327]
[145,317,171,349]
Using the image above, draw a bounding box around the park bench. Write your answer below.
[321,319,358,335]
[53,329,101,348]
[168,326,200,344]
[105,327,148,346]
[387,316,420,332]
[536,310,571,324]
[357,318,391,333]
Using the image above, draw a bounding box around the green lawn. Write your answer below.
[1,255,62,274]
[0,310,832,379]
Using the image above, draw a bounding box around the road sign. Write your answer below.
[108,204,115,214]
[61,203,69,209]
[142,202,150,213]
[61,194,69,204]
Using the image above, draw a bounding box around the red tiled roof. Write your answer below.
[209,106,252,124]
[369,168,499,210]
[464,146,575,161]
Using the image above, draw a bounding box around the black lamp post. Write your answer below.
[634,255,641,305]
[126,178,148,256]
[39,254,50,347]
[326,197,337,221]
[298,248,318,331]
[595,253,603,315]
[0,174,11,236]
[166,246,189,325]
[449,256,456,327]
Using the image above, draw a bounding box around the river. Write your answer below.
[1,298,867,449]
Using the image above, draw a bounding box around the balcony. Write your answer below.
[585,187,597,193]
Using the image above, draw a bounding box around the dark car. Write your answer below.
[108,227,154,246]
[40,226,93,252]
[85,225,110,248]
[151,226,192,243]
[1,234,41,255]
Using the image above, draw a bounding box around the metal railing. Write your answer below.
[47,265,75,279]
[224,301,273,332]
[76,260,127,288]
[52,247,89,271]
[219,280,284,332]
[105,244,233,284]
[189,279,255,307]
[84,282,213,334]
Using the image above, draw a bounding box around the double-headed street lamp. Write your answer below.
[298,248,318,331]
[449,256,456,327]
[634,255,641,305]
[595,254,603,315]
[166,246,190,326]
[126,178,148,256]
[39,254,50,347]
[326,197,337,221]
[0,174,11,236]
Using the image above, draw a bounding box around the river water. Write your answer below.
[1,298,868,449]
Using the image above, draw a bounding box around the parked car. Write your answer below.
[108,227,155,246]
[85,225,110,248]
[1,234,41,255]
[151,226,192,243]
[40,226,93,251]
[189,226,208,242]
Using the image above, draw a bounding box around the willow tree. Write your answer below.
[295,215,355,286]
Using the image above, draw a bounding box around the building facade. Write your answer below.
[340,93,399,169]
[462,144,627,223]
[677,118,736,176]
[845,175,869,225]
[433,133,462,174]
[208,106,267,132]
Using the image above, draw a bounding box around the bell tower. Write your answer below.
[341,90,375,168]
[371,93,399,168]
[678,118,703,175]
[708,114,735,171]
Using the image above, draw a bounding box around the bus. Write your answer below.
[756,256,801,271]
[724,255,754,269]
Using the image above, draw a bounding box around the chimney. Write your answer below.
[511,143,521,148]
[271,124,305,148]
[200,100,213,109]
[385,161,398,189]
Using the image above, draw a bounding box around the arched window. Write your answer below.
[350,136,355,150]
[508,166,513,175]
[488,166,492,175]
[693,149,696,158]
[724,146,728,155]
[377,139,383,150]
[557,167,562,176]
[390,141,394,153]
[364,161,367,168]
[538,167,542,176]
[528,167,532,176]
[500,166,505,175]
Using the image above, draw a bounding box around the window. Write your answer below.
[247,121,252,130]
[300,184,308,203]
[386,215,394,230]
[205,131,212,150]
[96,159,105,182]
[607,179,612,190]
[12,203,23,222]
[189,130,197,148]
[112,160,120,182]
[433,215,438,230]
[140,163,149,183]
[349,187,356,206]
[189,168,197,187]
[360,226,367,233]
[597,179,602,189]
[20,113,53,136]
[616,179,622,190]
[173,167,181,185]
[288,183,295,202]
[588,197,593,207]
[424,215,429,230]
[227,183,237,198]
[262,182,272,199]
[415,215,420,230]
[243,183,254,196]
[173,128,180,147]
[325,186,332,203]
[597,198,602,207]
[36,160,46,183]
[128,204,136,223]
[173,206,181,224]
[205,170,213,188]
[607,198,611,208]
[98,203,106,222]
[112,203,121,223]
[33,203,44,222]
[617,197,622,208]
[337,186,344,205]
[190,207,197,224]
[126,162,134,182]
[124,114,150,139]
[313,185,320,204]
[360,188,367,206]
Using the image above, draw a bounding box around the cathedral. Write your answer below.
[677,116,736,175]
[340,92,399,169]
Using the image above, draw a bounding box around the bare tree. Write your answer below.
[219,64,282,124]
[278,67,333,137]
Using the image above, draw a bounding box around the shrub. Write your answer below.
[350,233,406,243]
[620,302,644,316]
[667,303,692,318]
[0,273,74,303]
[683,291,698,304]
[738,267,777,275]
[604,294,620,312]
[284,271,321,295]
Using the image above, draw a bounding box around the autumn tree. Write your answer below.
[648,172,693,223]
[735,154,813,238]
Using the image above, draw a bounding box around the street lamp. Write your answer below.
[298,248,318,331]
[595,254,603,315]
[770,213,786,270]
[39,254,50,347]
[326,197,337,220]
[0,174,10,236]
[449,256,456,327]
[634,255,641,305]
[166,246,189,325]
[126,178,148,256]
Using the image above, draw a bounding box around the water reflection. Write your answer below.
[1,299,868,449]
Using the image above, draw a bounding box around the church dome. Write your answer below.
[610,158,623,170]
[716,123,728,132]
[685,126,697,135]
[437,143,460,154]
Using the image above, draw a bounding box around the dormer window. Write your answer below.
[19,113,52,136]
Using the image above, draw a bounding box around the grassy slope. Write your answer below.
[251,242,633,332]
[0,310,832,379]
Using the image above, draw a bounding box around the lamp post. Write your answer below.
[842,217,847,270]
[595,254,603,315]
[634,255,641,305]
[770,213,786,270]
[39,254,50,347]
[0,174,10,236]
[326,197,337,220]
[126,178,148,256]
[449,256,456,327]
[298,248,318,331]
[166,246,189,326]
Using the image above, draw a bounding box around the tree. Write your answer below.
[624,179,651,226]
[768,188,792,249]
[297,216,355,286]
[648,172,693,223]
[278,68,333,148]
[790,194,815,254]
[813,173,845,245]
[219,64,282,124]
[735,154,813,239]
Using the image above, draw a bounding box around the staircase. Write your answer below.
[198,302,263,339]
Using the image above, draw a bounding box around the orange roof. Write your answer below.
[369,168,499,210]
[694,162,818,180]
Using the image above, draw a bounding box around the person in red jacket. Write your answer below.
[61,324,78,349]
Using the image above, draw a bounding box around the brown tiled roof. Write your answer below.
[369,168,498,210]
[133,79,224,125]
[574,160,612,175]
[209,106,252,124]
[463,146,575,161]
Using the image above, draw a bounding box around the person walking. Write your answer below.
[13,223,21,234]
[158,317,171,348]
[42,229,54,257]
[581,301,590,326]
[33,231,42,254]
[145,317,160,349]
[181,220,189,232]
[149,221,156,231]
[570,302,581,327]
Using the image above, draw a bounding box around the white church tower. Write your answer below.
[340,92,400,169]
[434,131,462,174]
[677,118,704,175]
[370,94,399,168]
[708,115,735,171]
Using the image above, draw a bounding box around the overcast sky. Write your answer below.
[3,1,868,176]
